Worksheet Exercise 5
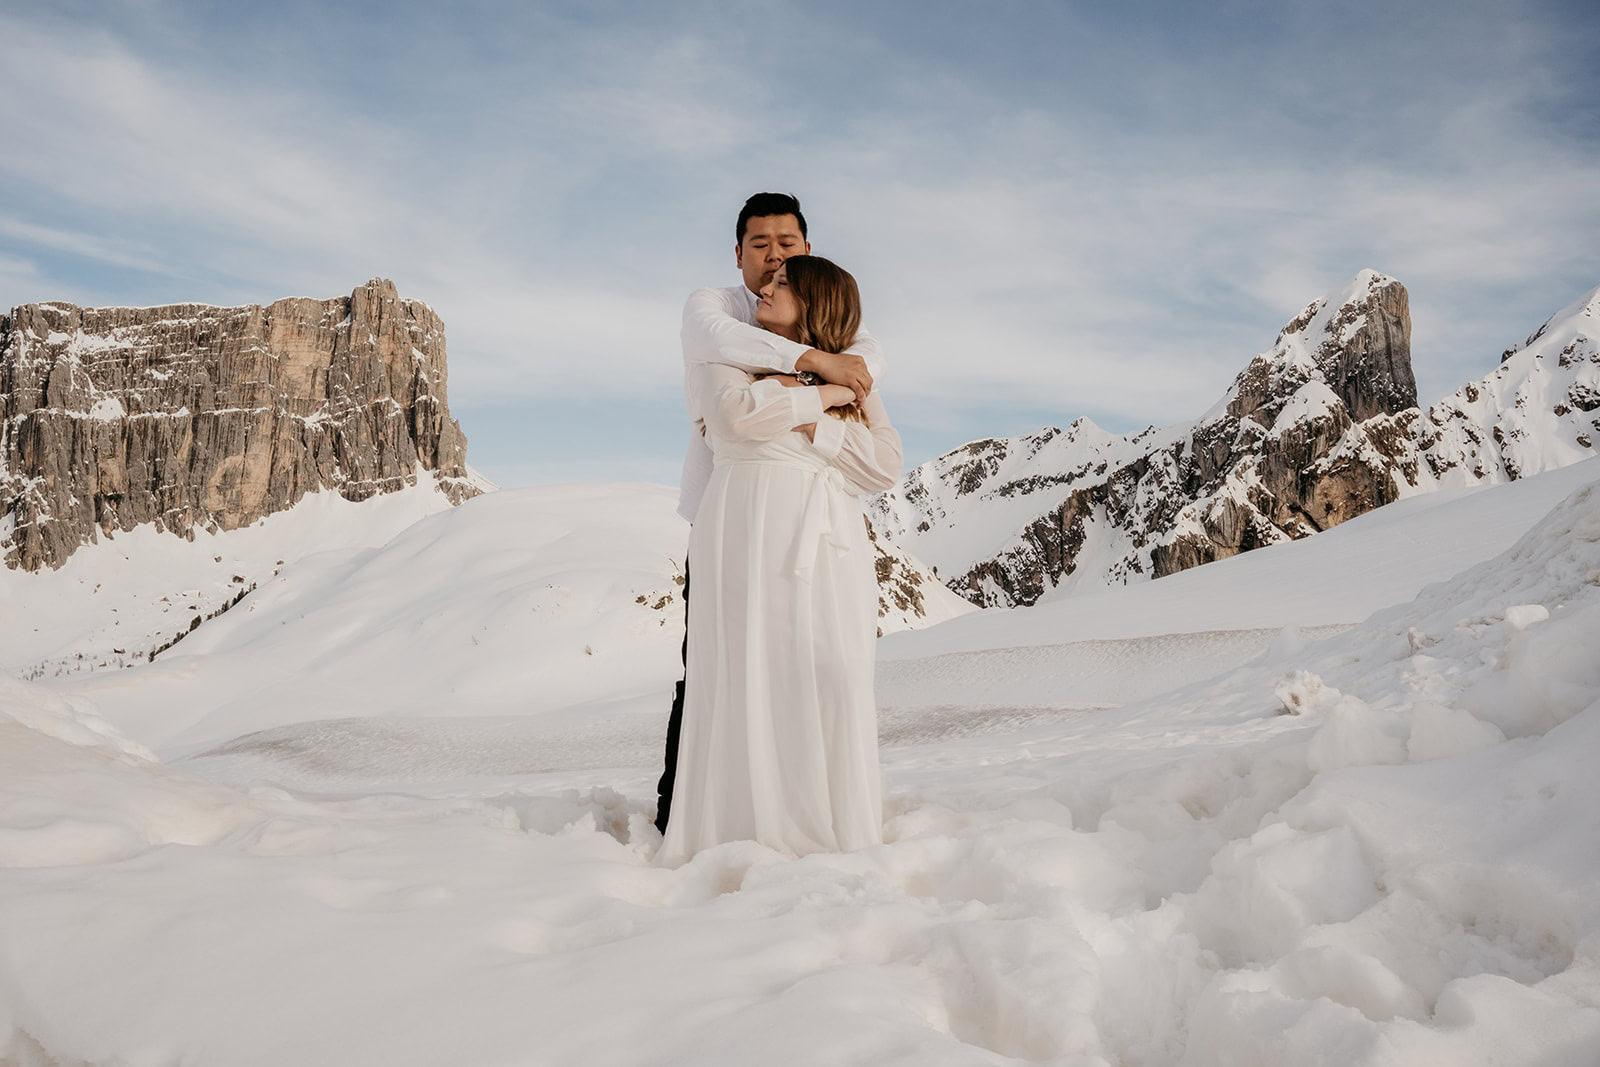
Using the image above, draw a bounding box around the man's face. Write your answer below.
[736,214,810,295]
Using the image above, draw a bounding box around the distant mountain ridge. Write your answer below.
[871,272,1600,607]
[1,278,480,572]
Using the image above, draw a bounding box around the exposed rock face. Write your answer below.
[872,271,1600,608]
[1,279,478,572]
[866,516,975,635]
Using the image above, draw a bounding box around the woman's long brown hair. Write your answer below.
[783,255,867,423]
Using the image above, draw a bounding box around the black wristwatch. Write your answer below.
[795,371,823,386]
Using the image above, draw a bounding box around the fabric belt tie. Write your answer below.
[716,458,856,583]
[793,466,854,583]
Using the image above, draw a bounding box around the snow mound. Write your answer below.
[1134,474,1600,1061]
[0,675,257,869]
[0,672,154,763]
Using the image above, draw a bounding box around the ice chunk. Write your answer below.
[1503,603,1550,631]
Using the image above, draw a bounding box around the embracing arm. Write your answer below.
[682,287,810,376]
[693,362,828,442]
[810,391,903,494]
[682,287,887,398]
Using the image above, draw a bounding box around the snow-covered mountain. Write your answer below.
[1413,284,1600,481]
[872,273,1600,607]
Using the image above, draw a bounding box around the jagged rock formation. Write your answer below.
[867,517,975,635]
[872,271,1600,608]
[1,278,478,571]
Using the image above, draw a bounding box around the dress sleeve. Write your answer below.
[810,391,903,493]
[681,287,811,375]
[694,363,826,442]
[845,325,887,384]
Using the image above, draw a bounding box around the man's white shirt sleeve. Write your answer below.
[681,286,810,376]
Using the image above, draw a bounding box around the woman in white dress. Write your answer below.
[658,256,903,864]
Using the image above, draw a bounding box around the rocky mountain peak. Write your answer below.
[873,271,1596,608]
[1,280,479,572]
[1249,270,1415,423]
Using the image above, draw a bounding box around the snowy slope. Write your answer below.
[0,479,461,680]
[43,456,1598,767]
[42,482,969,758]
[3,470,964,692]
[153,460,1597,792]
[48,483,691,755]
[2,465,1596,1065]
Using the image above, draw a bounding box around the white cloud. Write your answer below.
[1,2,1595,468]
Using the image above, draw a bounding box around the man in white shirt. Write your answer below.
[656,192,888,834]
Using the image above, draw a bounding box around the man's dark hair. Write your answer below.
[736,192,807,244]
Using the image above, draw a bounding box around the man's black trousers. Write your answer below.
[654,559,689,833]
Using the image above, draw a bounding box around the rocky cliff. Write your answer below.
[868,518,976,635]
[872,271,1600,607]
[1,278,479,572]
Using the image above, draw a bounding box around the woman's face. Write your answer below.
[756,263,802,340]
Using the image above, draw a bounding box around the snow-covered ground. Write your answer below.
[0,480,464,682]
[41,482,691,758]
[3,463,1600,1065]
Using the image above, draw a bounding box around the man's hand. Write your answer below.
[817,383,857,410]
[796,350,872,402]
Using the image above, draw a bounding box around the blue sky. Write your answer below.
[3,0,1598,488]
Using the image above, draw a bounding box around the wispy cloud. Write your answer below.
[0,217,171,276]
[3,0,1596,487]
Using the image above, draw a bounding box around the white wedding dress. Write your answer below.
[658,365,903,864]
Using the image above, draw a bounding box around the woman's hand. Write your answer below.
[796,350,873,402]
[818,383,856,410]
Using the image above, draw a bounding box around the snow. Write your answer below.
[871,418,1190,580]
[883,456,1599,657]
[1269,379,1342,437]
[878,273,1599,602]
[86,395,125,421]
[2,465,1599,1064]
[1409,288,1600,490]
[0,479,462,681]
[49,483,692,756]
